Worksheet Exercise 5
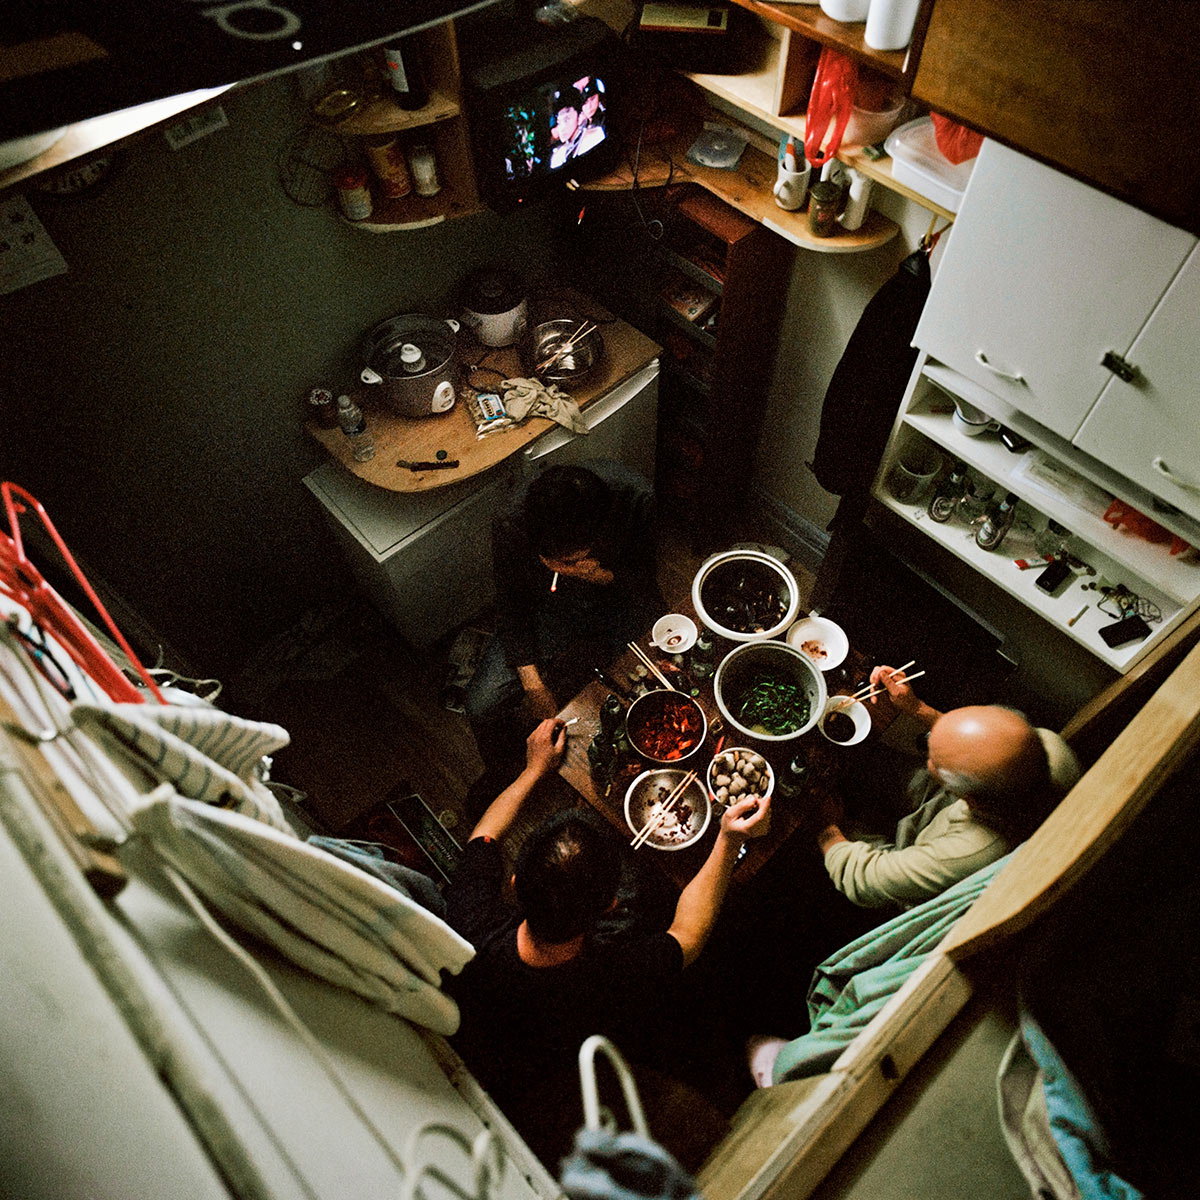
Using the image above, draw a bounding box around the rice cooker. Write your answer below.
[360,315,461,417]
[459,267,528,348]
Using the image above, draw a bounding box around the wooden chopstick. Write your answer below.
[536,321,597,372]
[631,770,697,849]
[627,641,674,691]
[844,669,926,708]
[842,660,917,706]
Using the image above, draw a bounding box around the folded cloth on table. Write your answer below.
[502,376,589,434]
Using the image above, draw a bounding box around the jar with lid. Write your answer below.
[333,167,372,221]
[364,135,412,199]
[807,181,842,238]
[408,143,441,196]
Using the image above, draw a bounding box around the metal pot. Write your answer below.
[360,315,461,417]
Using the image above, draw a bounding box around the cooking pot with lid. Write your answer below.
[459,267,527,348]
[360,314,461,417]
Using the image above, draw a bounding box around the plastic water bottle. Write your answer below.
[336,394,376,462]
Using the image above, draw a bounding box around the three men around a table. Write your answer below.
[445,717,771,1166]
[816,664,1081,909]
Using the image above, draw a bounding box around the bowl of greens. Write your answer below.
[712,639,827,743]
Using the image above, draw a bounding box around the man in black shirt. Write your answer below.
[464,461,664,807]
[445,717,770,1165]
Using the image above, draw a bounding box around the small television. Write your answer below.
[464,16,622,211]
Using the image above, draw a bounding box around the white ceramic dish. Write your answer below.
[785,614,849,671]
[884,117,977,213]
[651,613,698,654]
[706,747,774,808]
[819,695,871,746]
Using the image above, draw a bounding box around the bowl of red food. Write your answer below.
[624,688,707,764]
[625,768,711,851]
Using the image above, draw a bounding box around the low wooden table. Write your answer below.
[556,633,868,893]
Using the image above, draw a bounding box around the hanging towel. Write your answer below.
[809,248,931,500]
[72,700,293,832]
[129,786,474,1034]
[502,377,590,434]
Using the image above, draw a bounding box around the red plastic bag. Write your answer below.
[1102,499,1193,556]
[930,112,983,164]
[805,49,857,168]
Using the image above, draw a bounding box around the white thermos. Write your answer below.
[864,0,922,50]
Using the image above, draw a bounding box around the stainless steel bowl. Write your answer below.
[713,639,827,743]
[624,769,711,851]
[625,689,707,765]
[520,318,603,383]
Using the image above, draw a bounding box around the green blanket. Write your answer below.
[773,853,1012,1084]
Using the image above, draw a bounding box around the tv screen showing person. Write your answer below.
[549,75,606,171]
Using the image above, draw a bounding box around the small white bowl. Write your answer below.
[651,613,698,654]
[819,696,871,746]
[786,614,849,671]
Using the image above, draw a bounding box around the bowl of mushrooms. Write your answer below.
[707,746,774,811]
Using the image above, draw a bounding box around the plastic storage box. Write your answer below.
[884,116,978,212]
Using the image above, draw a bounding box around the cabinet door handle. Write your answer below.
[974,350,1026,384]
[1152,456,1200,493]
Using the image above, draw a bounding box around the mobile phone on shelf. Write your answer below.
[1034,558,1072,595]
[1098,613,1152,648]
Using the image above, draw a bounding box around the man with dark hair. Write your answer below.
[464,460,663,803]
[445,716,770,1164]
[815,665,1081,908]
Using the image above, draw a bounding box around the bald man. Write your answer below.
[816,667,1081,908]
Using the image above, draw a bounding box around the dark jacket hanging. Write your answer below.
[808,248,931,501]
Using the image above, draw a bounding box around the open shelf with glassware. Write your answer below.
[873,356,1200,673]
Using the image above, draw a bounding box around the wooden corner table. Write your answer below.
[555,631,866,894]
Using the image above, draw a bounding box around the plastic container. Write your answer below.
[865,0,922,50]
[844,96,906,146]
[884,117,978,212]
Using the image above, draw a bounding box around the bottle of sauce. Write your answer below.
[382,38,428,111]
[336,395,376,462]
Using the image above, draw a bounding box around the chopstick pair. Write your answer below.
[837,662,926,710]
[536,320,596,372]
[631,770,698,849]
[627,641,674,691]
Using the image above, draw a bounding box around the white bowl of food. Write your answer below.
[692,549,801,643]
[625,769,711,851]
[819,695,871,746]
[785,614,849,671]
[707,747,773,809]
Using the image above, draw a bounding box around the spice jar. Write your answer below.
[408,143,441,196]
[334,166,372,220]
[807,180,842,237]
[364,135,412,199]
[307,386,339,428]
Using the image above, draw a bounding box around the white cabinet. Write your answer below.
[873,355,1200,675]
[1073,244,1200,525]
[913,140,1195,443]
[304,462,515,648]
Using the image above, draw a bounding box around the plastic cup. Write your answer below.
[886,446,943,503]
